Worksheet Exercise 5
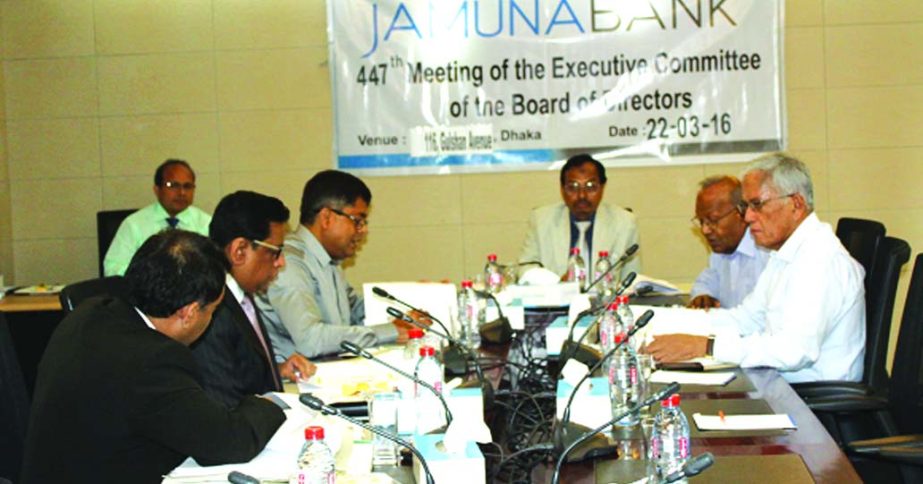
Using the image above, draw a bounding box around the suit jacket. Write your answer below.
[21,297,285,484]
[191,285,282,409]
[519,202,641,280]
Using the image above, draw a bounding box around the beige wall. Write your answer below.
[1,1,922,361]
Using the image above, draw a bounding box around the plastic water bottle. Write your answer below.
[293,426,335,484]
[594,250,613,295]
[616,294,634,333]
[484,254,504,294]
[414,346,446,434]
[597,302,620,355]
[608,333,641,427]
[404,328,425,363]
[650,394,691,481]
[457,280,482,349]
[565,247,587,289]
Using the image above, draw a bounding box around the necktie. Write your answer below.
[240,295,281,389]
[575,221,592,279]
[166,217,179,229]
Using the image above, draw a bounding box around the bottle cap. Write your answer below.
[420,346,436,357]
[598,250,609,257]
[617,294,629,305]
[408,328,424,339]
[613,333,626,344]
[661,394,681,408]
[487,254,497,262]
[571,247,580,255]
[461,280,473,288]
[304,426,325,440]
[608,301,619,310]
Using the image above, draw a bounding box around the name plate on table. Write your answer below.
[595,453,815,484]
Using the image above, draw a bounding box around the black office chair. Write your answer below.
[794,236,911,401]
[97,209,137,277]
[836,217,886,289]
[59,276,129,314]
[807,253,923,482]
[0,312,30,483]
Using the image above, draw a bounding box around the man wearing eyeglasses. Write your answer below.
[103,159,212,276]
[688,176,770,309]
[519,153,640,282]
[190,191,315,408]
[257,170,417,359]
[648,153,865,383]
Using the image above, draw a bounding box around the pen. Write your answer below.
[718,410,726,423]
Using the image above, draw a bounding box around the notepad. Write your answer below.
[649,370,736,386]
[693,412,797,431]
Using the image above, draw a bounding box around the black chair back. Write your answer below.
[97,209,137,276]
[864,237,911,396]
[836,217,886,288]
[59,276,128,314]
[0,313,29,482]
[889,254,923,435]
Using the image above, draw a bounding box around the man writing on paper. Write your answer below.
[191,191,316,409]
[104,159,212,276]
[22,230,284,483]
[257,170,421,359]
[688,176,770,309]
[519,153,640,282]
[647,154,865,383]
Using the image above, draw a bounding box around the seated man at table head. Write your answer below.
[647,153,865,383]
[257,170,418,359]
[21,230,285,484]
[191,190,316,409]
[519,153,640,282]
[688,175,770,309]
[103,158,212,276]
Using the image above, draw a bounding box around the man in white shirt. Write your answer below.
[648,153,866,383]
[688,176,770,309]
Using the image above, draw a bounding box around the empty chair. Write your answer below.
[59,276,129,314]
[97,209,137,277]
[836,217,886,289]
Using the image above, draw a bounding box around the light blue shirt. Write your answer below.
[690,227,770,308]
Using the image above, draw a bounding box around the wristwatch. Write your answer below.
[705,335,716,357]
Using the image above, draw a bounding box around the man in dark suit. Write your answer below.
[21,230,286,484]
[191,190,315,408]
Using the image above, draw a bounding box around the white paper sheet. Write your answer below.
[649,370,736,386]
[692,412,797,431]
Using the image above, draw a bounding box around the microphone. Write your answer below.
[372,286,454,337]
[551,382,681,484]
[339,341,453,426]
[470,288,513,345]
[583,243,639,294]
[387,306,494,407]
[300,393,435,484]
[560,271,637,366]
[663,452,716,483]
[558,310,654,432]
[227,471,260,484]
[386,306,468,375]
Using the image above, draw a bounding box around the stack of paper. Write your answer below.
[693,413,797,431]
[649,370,736,386]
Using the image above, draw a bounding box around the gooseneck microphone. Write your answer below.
[300,393,435,484]
[551,382,681,484]
[583,243,639,293]
[557,309,654,434]
[339,341,453,426]
[561,271,637,365]
[386,306,494,406]
[470,288,513,345]
[372,286,454,337]
[663,452,716,483]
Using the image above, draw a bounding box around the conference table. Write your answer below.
[0,293,64,396]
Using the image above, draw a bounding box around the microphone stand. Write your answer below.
[471,288,512,345]
[372,286,454,337]
[339,341,453,426]
[560,272,636,366]
[300,394,435,484]
[551,382,681,484]
[387,307,495,408]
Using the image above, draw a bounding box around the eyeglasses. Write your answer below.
[162,181,196,191]
[691,207,741,230]
[740,194,795,214]
[562,180,602,194]
[327,207,369,230]
[250,239,284,260]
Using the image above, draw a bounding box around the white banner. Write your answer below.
[327,0,785,175]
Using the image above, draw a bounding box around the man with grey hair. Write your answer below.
[648,153,866,383]
[688,176,770,309]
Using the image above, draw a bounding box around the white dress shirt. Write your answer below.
[690,228,771,308]
[709,213,866,383]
